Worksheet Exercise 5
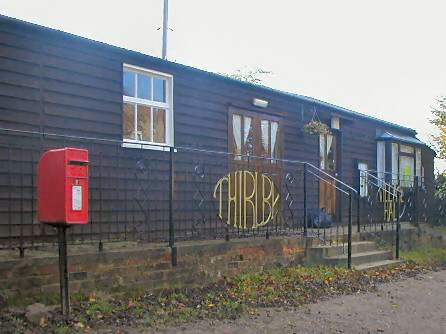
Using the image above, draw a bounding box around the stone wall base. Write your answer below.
[1,224,444,305]
[0,237,308,304]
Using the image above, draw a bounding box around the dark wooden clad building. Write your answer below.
[0,15,435,246]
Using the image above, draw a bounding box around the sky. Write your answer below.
[1,0,446,170]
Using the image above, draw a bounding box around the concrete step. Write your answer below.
[312,241,377,257]
[354,259,403,271]
[308,222,416,244]
[324,250,393,267]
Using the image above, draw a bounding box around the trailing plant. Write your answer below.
[304,107,331,135]
[304,120,331,135]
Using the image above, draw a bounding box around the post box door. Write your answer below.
[65,176,89,224]
[65,149,89,224]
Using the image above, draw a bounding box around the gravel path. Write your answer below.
[142,269,446,334]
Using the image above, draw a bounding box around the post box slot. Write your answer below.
[68,160,88,166]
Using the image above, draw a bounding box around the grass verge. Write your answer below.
[401,246,446,265]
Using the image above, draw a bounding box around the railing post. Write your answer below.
[396,189,400,260]
[357,196,360,233]
[303,163,307,236]
[169,147,177,266]
[414,176,419,224]
[348,191,352,269]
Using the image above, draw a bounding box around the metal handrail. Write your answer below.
[306,163,358,194]
[306,169,350,196]
[0,127,303,162]
[306,165,355,269]
[362,170,402,197]
[0,126,362,206]
[365,169,425,185]
[0,126,359,194]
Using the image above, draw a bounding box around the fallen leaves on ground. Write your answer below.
[1,261,444,334]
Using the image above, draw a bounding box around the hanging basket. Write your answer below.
[304,120,331,136]
[303,107,331,135]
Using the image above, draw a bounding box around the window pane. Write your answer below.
[232,114,242,160]
[137,105,151,142]
[153,77,166,102]
[271,121,279,159]
[137,74,151,100]
[416,148,422,185]
[123,70,136,97]
[377,141,386,186]
[399,155,414,187]
[358,163,368,198]
[260,120,269,157]
[391,143,399,184]
[153,108,166,143]
[400,144,414,154]
[319,135,326,169]
[243,116,254,156]
[326,134,336,171]
[123,103,135,140]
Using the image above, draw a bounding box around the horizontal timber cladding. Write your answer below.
[0,15,435,247]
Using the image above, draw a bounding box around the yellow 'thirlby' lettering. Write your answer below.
[243,171,256,229]
[378,184,402,222]
[213,171,280,229]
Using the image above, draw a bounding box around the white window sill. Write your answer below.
[121,141,174,152]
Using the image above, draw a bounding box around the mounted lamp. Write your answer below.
[253,98,268,108]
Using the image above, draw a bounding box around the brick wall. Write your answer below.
[0,237,307,303]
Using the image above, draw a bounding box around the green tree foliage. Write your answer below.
[435,172,446,200]
[430,97,446,159]
[431,97,446,200]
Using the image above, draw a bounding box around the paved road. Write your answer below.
[144,269,446,334]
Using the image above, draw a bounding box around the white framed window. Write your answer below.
[399,155,414,187]
[358,162,368,198]
[230,112,280,162]
[377,141,386,186]
[122,64,173,149]
[320,133,336,171]
[391,143,399,184]
[416,148,422,185]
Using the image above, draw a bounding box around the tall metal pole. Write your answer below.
[162,0,169,60]
[414,176,419,224]
[347,191,352,269]
[58,225,69,317]
[396,190,400,259]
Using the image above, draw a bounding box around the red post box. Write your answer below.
[38,148,89,225]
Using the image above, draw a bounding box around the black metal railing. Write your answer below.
[4,127,429,269]
[358,168,436,258]
[434,197,446,227]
